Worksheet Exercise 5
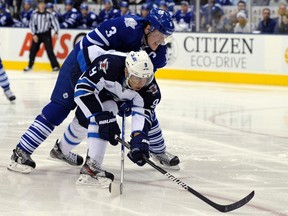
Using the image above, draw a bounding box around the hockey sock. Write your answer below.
[59,117,87,155]
[0,65,10,91]
[87,121,108,165]
[148,117,166,154]
[17,114,55,154]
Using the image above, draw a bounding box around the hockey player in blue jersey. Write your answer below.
[98,0,120,23]
[7,8,180,174]
[0,58,16,102]
[0,2,17,27]
[46,2,62,23]
[78,3,98,29]
[71,50,155,185]
[59,0,80,29]
[20,0,33,27]
[119,1,132,16]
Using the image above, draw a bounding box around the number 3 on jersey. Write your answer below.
[105,26,117,37]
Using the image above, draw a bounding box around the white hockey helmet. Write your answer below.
[125,50,154,89]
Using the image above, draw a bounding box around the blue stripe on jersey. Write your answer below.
[74,89,91,98]
[78,77,99,90]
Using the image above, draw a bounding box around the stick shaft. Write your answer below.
[120,116,125,194]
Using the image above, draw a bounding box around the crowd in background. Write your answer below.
[0,0,288,33]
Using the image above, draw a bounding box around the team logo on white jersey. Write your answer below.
[124,17,137,29]
[98,58,109,74]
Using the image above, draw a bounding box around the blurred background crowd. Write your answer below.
[0,0,288,33]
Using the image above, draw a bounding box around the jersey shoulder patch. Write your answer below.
[124,17,137,29]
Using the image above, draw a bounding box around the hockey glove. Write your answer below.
[95,111,120,146]
[127,133,150,166]
[118,100,133,117]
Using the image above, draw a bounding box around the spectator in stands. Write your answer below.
[46,2,62,23]
[228,0,247,30]
[174,0,195,32]
[78,3,98,29]
[158,0,168,11]
[139,2,151,18]
[20,0,33,27]
[273,3,288,32]
[234,10,253,33]
[119,1,131,16]
[257,8,276,33]
[277,14,288,33]
[98,0,119,23]
[0,2,19,27]
[59,0,80,29]
[269,0,288,6]
[201,0,224,32]
[167,0,175,17]
[217,0,233,5]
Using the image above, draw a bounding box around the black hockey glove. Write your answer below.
[118,100,133,117]
[127,133,150,166]
[95,111,120,146]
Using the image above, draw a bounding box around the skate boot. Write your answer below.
[76,156,114,187]
[50,140,83,166]
[150,151,180,170]
[7,147,36,174]
[4,89,16,102]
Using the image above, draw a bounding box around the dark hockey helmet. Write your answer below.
[147,8,175,36]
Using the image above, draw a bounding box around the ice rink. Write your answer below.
[0,71,288,216]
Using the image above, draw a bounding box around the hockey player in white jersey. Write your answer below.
[71,50,155,185]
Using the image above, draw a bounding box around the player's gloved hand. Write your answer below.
[127,133,150,166]
[95,111,120,146]
[118,101,133,117]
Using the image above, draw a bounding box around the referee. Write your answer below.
[24,0,60,72]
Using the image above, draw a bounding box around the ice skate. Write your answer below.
[4,89,16,102]
[7,147,36,174]
[150,151,180,170]
[50,140,83,166]
[23,66,32,72]
[76,156,114,187]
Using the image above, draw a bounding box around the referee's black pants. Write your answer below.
[28,32,59,69]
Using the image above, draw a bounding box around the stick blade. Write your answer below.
[217,190,255,213]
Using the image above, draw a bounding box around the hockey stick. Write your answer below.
[116,137,255,213]
[120,116,125,194]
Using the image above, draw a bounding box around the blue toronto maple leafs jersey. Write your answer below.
[20,8,33,27]
[78,11,98,29]
[60,8,80,28]
[75,14,168,73]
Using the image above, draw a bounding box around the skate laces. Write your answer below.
[154,151,174,165]
[65,152,78,164]
[15,147,32,162]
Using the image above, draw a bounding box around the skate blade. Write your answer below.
[7,161,33,174]
[76,174,112,188]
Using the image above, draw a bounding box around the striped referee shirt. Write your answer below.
[29,10,60,35]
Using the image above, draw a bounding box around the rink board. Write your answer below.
[1,28,288,86]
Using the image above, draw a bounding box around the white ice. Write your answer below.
[0,71,288,216]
